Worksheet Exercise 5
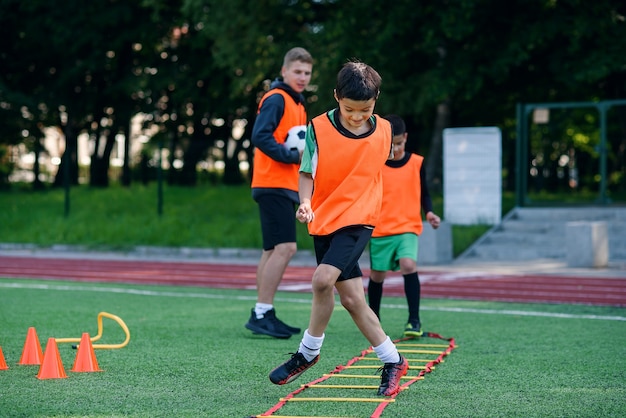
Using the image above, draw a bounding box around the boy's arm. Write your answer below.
[251,94,300,164]
[420,162,441,229]
[296,172,314,223]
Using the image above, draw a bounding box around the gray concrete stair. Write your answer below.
[457,207,626,263]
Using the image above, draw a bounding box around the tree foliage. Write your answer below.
[0,0,624,193]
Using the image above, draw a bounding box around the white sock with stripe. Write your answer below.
[373,336,400,364]
[299,330,324,362]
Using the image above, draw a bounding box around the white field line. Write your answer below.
[1,281,625,322]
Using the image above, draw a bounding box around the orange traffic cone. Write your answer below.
[18,327,43,365]
[71,333,102,372]
[37,338,67,379]
[0,346,8,370]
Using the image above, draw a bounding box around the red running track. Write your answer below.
[0,256,625,307]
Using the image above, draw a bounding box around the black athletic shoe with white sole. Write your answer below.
[276,316,301,335]
[245,309,291,339]
[269,352,319,385]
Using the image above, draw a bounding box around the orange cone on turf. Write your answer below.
[0,346,8,370]
[18,327,43,365]
[71,333,102,372]
[37,338,67,379]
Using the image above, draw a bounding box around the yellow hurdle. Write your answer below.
[55,312,130,349]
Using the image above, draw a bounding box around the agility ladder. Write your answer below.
[252,332,456,418]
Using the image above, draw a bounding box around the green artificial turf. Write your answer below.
[0,184,507,257]
[1,278,624,417]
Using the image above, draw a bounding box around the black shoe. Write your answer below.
[269,352,319,385]
[403,319,423,337]
[377,355,409,396]
[272,309,301,335]
[245,309,291,339]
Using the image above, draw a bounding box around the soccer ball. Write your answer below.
[284,125,307,152]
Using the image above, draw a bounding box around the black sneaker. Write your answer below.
[403,319,423,337]
[245,309,291,339]
[377,355,409,396]
[273,310,301,335]
[269,352,319,385]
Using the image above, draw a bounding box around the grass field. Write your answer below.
[0,183,502,257]
[1,278,625,417]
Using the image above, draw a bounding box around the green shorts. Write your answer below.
[369,233,419,272]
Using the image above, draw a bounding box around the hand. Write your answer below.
[296,203,314,224]
[426,212,440,229]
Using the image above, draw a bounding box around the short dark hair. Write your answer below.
[383,114,406,136]
[335,60,381,101]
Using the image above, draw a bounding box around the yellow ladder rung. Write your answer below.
[363,348,446,355]
[302,384,381,389]
[357,357,435,363]
[396,343,451,348]
[345,365,427,370]
[280,397,395,403]
[398,349,444,354]
[324,374,422,380]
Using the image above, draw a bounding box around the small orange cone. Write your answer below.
[18,327,43,365]
[37,338,67,379]
[71,333,102,372]
[0,346,8,370]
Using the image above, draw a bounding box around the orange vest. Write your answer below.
[372,154,425,237]
[308,114,392,236]
[251,89,306,191]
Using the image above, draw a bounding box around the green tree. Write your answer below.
[1,0,624,195]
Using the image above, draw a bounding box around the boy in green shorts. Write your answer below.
[368,114,441,337]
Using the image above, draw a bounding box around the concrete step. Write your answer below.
[481,230,563,246]
[461,244,562,261]
[492,220,554,234]
[513,207,626,222]
[457,207,626,263]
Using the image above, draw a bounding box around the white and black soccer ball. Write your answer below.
[284,125,307,152]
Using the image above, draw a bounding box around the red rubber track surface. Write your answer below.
[1,256,625,307]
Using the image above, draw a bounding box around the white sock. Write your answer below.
[299,329,324,362]
[373,336,400,364]
[255,303,273,319]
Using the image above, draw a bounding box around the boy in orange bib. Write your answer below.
[268,61,408,397]
[368,114,441,337]
[246,47,313,339]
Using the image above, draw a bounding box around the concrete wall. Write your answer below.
[443,127,502,225]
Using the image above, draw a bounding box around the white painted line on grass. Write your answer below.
[1,281,625,322]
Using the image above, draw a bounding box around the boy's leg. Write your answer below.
[336,277,408,396]
[247,195,300,338]
[269,263,340,385]
[403,271,421,322]
[336,277,387,346]
[308,264,342,336]
[398,235,422,336]
[368,235,400,320]
[367,270,385,319]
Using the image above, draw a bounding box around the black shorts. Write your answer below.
[313,226,373,282]
[256,194,297,251]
